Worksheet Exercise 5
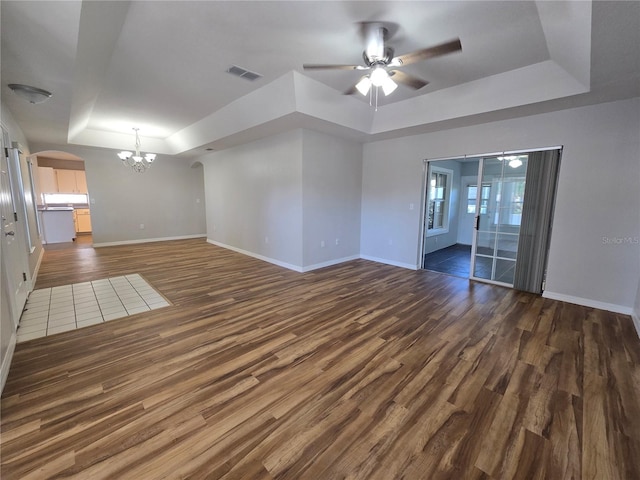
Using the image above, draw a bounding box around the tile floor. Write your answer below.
[423,243,516,284]
[17,274,170,343]
[423,244,473,278]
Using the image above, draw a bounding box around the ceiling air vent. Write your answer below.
[226,65,262,81]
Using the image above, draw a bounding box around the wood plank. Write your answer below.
[1,238,639,479]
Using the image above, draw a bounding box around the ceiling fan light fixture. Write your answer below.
[8,83,52,104]
[497,155,525,168]
[356,76,372,96]
[370,66,389,87]
[509,159,523,169]
[381,76,398,96]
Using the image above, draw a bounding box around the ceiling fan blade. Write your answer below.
[389,70,429,90]
[303,64,368,71]
[344,84,358,95]
[391,38,462,66]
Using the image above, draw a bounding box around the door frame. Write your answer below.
[419,146,562,284]
[1,129,31,327]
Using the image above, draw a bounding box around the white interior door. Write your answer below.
[1,133,29,327]
[457,175,480,245]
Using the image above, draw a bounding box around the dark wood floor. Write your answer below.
[2,238,639,479]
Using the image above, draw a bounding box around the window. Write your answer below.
[43,193,89,205]
[466,184,490,214]
[494,178,525,226]
[427,165,453,236]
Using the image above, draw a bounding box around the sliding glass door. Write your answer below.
[470,154,528,286]
[421,147,560,291]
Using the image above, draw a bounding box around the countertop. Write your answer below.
[38,205,90,211]
[38,206,74,212]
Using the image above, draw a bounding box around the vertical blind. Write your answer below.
[513,149,562,293]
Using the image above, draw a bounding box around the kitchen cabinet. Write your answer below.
[74,208,92,233]
[37,166,58,195]
[55,169,88,193]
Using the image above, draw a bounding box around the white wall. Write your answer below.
[30,143,207,245]
[301,130,362,269]
[202,129,363,271]
[361,98,640,311]
[203,130,304,269]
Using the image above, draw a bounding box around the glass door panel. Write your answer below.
[471,155,528,286]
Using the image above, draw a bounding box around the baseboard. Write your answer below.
[93,234,206,248]
[0,332,17,396]
[632,311,640,340]
[207,239,303,272]
[542,291,633,315]
[301,255,361,272]
[359,254,418,271]
[31,246,45,287]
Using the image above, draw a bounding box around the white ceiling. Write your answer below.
[1,1,639,158]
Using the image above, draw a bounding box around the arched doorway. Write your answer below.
[31,150,93,248]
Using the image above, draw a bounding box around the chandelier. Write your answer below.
[117,128,156,173]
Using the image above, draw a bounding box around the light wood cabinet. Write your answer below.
[74,208,92,233]
[55,169,88,193]
[75,172,88,193]
[37,166,58,194]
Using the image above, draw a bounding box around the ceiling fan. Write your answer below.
[303,22,462,100]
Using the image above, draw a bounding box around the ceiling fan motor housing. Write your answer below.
[363,46,394,67]
[364,24,390,63]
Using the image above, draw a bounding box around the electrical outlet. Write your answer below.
[320,240,325,248]
[139,223,145,230]
[388,239,393,246]
[409,203,414,210]
[335,238,339,246]
[265,236,269,244]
